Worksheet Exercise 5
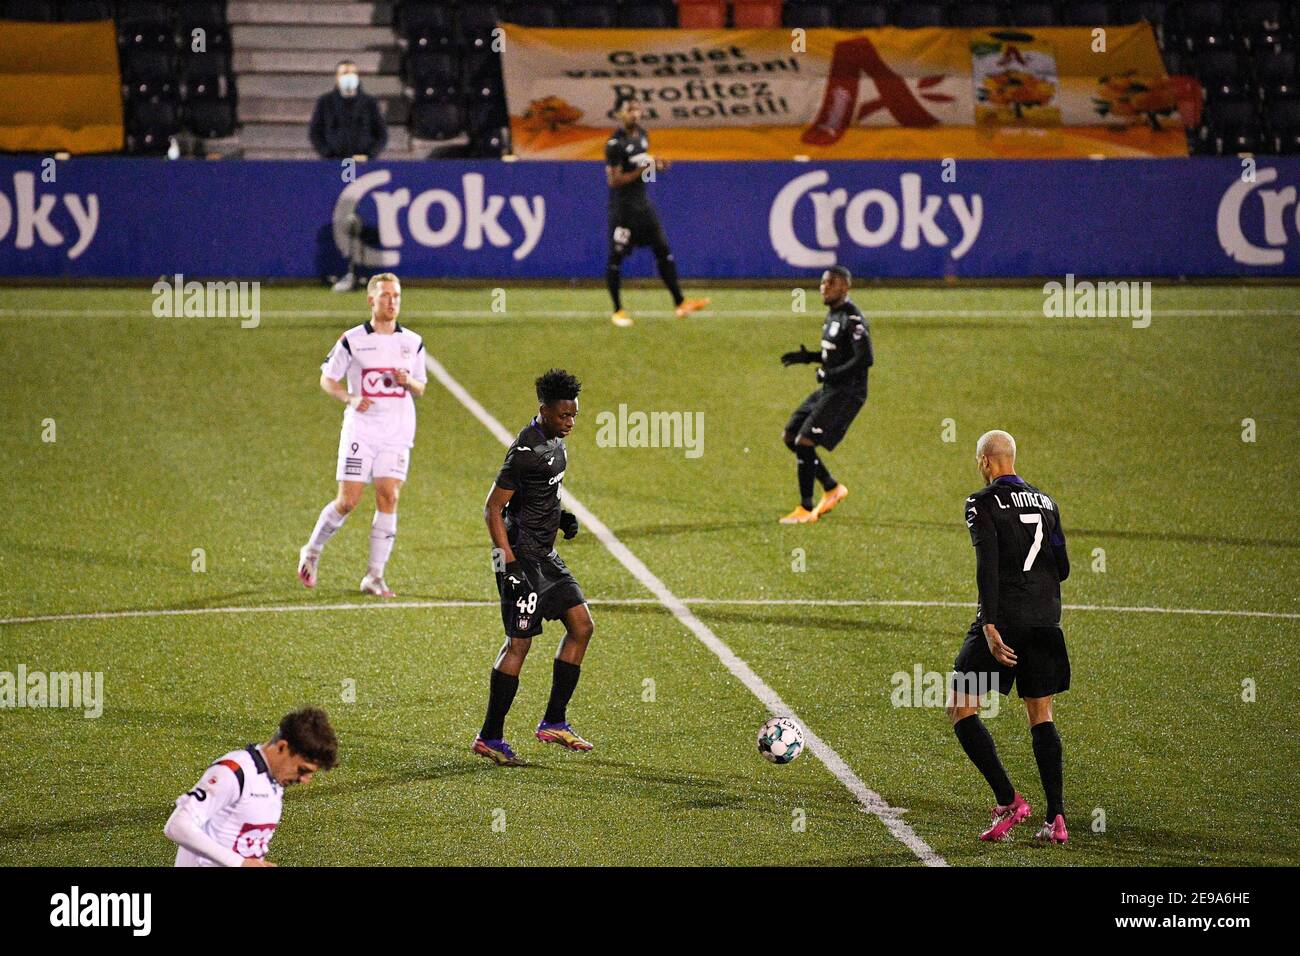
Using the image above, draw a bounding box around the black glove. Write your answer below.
[502,560,536,618]
[781,343,819,366]
[559,510,579,540]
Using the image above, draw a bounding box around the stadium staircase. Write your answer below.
[229,0,424,159]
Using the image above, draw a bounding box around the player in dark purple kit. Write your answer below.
[473,369,594,766]
[948,429,1072,845]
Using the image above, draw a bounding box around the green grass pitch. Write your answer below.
[0,282,1296,867]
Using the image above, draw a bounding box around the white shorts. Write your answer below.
[336,436,410,484]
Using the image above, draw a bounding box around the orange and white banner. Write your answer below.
[501,23,1188,159]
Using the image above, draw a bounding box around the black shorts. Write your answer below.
[609,202,669,254]
[952,623,1071,699]
[784,387,865,452]
[496,550,586,640]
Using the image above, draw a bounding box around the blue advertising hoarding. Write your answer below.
[0,157,1296,279]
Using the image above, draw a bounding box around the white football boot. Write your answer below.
[297,546,318,589]
[359,573,395,598]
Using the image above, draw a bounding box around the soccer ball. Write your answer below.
[757,716,805,764]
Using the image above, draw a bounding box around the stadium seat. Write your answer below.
[1234,0,1289,52]
[1256,49,1299,101]
[1197,97,1261,153]
[836,1,889,28]
[782,2,834,28]
[1059,2,1116,25]
[184,99,235,138]
[1266,97,1300,152]
[948,2,1008,27]
[405,49,459,100]
[467,98,507,136]
[410,99,465,139]
[894,3,948,27]
[675,0,725,29]
[733,0,781,28]
[403,2,455,50]
[1194,50,1250,101]
[562,1,615,27]
[179,51,232,101]
[122,47,176,99]
[470,128,508,157]
[618,1,675,27]
[117,1,175,50]
[61,0,113,20]
[175,1,227,30]
[463,48,503,83]
[1,0,56,20]
[505,1,560,27]
[1008,2,1058,26]
[458,2,502,49]
[1171,1,1235,53]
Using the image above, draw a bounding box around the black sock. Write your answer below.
[655,250,684,305]
[543,659,582,725]
[479,668,519,740]
[953,714,1015,806]
[794,444,817,510]
[1031,721,1064,821]
[606,261,623,311]
[813,454,836,491]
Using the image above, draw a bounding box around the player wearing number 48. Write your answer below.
[474,369,595,766]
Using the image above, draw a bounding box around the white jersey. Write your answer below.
[173,745,283,867]
[321,321,427,450]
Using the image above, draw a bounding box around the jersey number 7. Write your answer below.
[1018,513,1043,571]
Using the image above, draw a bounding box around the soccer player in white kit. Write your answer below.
[164,707,338,867]
[297,273,427,597]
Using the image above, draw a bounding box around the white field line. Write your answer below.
[3,597,1297,628]
[2,308,1297,320]
[421,352,948,867]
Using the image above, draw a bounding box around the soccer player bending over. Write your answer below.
[474,369,594,766]
[950,430,1071,844]
[164,707,338,866]
[297,273,427,597]
[605,95,709,328]
[778,265,872,524]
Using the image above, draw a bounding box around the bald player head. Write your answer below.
[975,429,1017,484]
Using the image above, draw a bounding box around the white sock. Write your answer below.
[368,510,397,577]
[306,503,348,555]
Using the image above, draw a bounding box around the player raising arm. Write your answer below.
[297,273,427,597]
[948,430,1072,845]
[473,369,594,766]
[778,265,872,524]
[164,707,338,867]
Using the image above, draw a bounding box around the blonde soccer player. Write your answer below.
[297,273,427,597]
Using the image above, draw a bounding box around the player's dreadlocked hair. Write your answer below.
[273,706,339,769]
[536,368,582,405]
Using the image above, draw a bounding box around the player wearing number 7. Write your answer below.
[948,430,1072,845]
[473,369,595,766]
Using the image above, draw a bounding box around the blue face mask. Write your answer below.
[338,73,359,94]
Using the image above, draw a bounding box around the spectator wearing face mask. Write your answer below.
[310,60,389,160]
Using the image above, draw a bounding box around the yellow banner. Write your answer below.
[502,24,1187,159]
[0,20,124,154]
